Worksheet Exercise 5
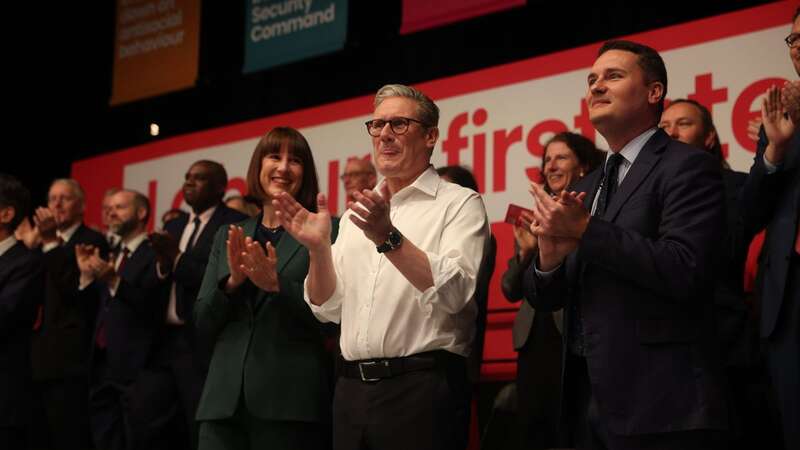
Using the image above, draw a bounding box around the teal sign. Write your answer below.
[244,0,348,73]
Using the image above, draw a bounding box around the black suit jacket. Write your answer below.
[85,239,169,382]
[524,129,728,435]
[31,224,109,380]
[1,241,44,427]
[163,204,248,323]
[740,129,799,339]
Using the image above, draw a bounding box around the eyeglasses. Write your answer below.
[786,33,800,48]
[339,171,371,181]
[365,117,427,137]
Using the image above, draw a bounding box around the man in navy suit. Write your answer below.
[740,9,800,450]
[524,40,728,449]
[145,160,246,449]
[0,174,43,450]
[29,178,109,450]
[78,189,169,450]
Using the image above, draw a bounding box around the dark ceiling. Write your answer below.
[13,0,775,205]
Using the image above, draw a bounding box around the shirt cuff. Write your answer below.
[763,153,779,174]
[303,276,342,323]
[108,277,121,297]
[533,257,560,282]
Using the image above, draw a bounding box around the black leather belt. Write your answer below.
[340,351,453,382]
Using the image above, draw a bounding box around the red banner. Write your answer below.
[400,0,525,35]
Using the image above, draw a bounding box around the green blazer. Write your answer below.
[194,216,338,423]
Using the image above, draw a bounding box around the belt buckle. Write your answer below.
[358,360,384,382]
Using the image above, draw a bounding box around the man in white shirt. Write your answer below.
[275,84,489,450]
[524,40,728,449]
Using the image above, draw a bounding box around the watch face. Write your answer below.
[388,231,402,246]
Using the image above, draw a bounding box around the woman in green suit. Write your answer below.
[195,127,336,450]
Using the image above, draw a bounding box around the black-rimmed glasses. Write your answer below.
[365,117,427,137]
[786,33,799,48]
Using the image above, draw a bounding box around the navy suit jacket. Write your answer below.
[0,241,44,427]
[31,224,109,380]
[740,128,800,338]
[523,129,728,435]
[86,239,169,382]
[163,204,248,323]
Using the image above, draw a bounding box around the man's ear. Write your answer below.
[704,129,718,152]
[425,126,440,149]
[137,206,147,222]
[648,82,665,106]
[0,205,15,227]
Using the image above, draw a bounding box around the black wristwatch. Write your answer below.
[376,228,403,253]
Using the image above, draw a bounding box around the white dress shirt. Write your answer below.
[305,166,490,361]
[42,221,81,253]
[0,235,17,256]
[164,206,216,325]
[537,127,658,278]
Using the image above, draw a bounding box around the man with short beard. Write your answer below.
[29,178,108,450]
[739,8,800,450]
[78,189,169,450]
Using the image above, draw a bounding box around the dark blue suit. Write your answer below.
[0,241,44,448]
[524,130,728,448]
[84,238,170,450]
[739,128,799,450]
[142,204,247,450]
[30,224,108,450]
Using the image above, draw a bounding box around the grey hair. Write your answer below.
[50,178,86,208]
[374,84,439,128]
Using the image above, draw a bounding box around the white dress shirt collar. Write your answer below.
[189,205,217,227]
[120,231,148,254]
[57,222,81,244]
[0,235,17,256]
[610,127,658,168]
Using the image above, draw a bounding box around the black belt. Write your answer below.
[340,350,455,382]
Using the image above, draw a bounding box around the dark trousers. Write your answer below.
[1,427,28,450]
[765,259,800,450]
[35,376,93,450]
[565,354,722,450]
[516,311,562,450]
[198,400,328,450]
[133,326,206,450]
[90,356,173,450]
[333,352,470,450]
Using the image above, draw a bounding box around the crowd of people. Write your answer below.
[1,9,798,450]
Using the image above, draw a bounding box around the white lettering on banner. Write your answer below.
[251,0,314,23]
[117,25,794,225]
[117,0,184,58]
[250,3,336,43]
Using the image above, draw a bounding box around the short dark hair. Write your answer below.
[246,127,320,212]
[541,132,606,194]
[193,160,228,201]
[436,165,480,192]
[599,40,668,116]
[0,173,31,232]
[666,99,728,170]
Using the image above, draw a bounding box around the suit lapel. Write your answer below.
[603,131,666,222]
[192,204,226,252]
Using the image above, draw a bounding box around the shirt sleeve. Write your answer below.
[415,192,489,315]
[303,216,348,324]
